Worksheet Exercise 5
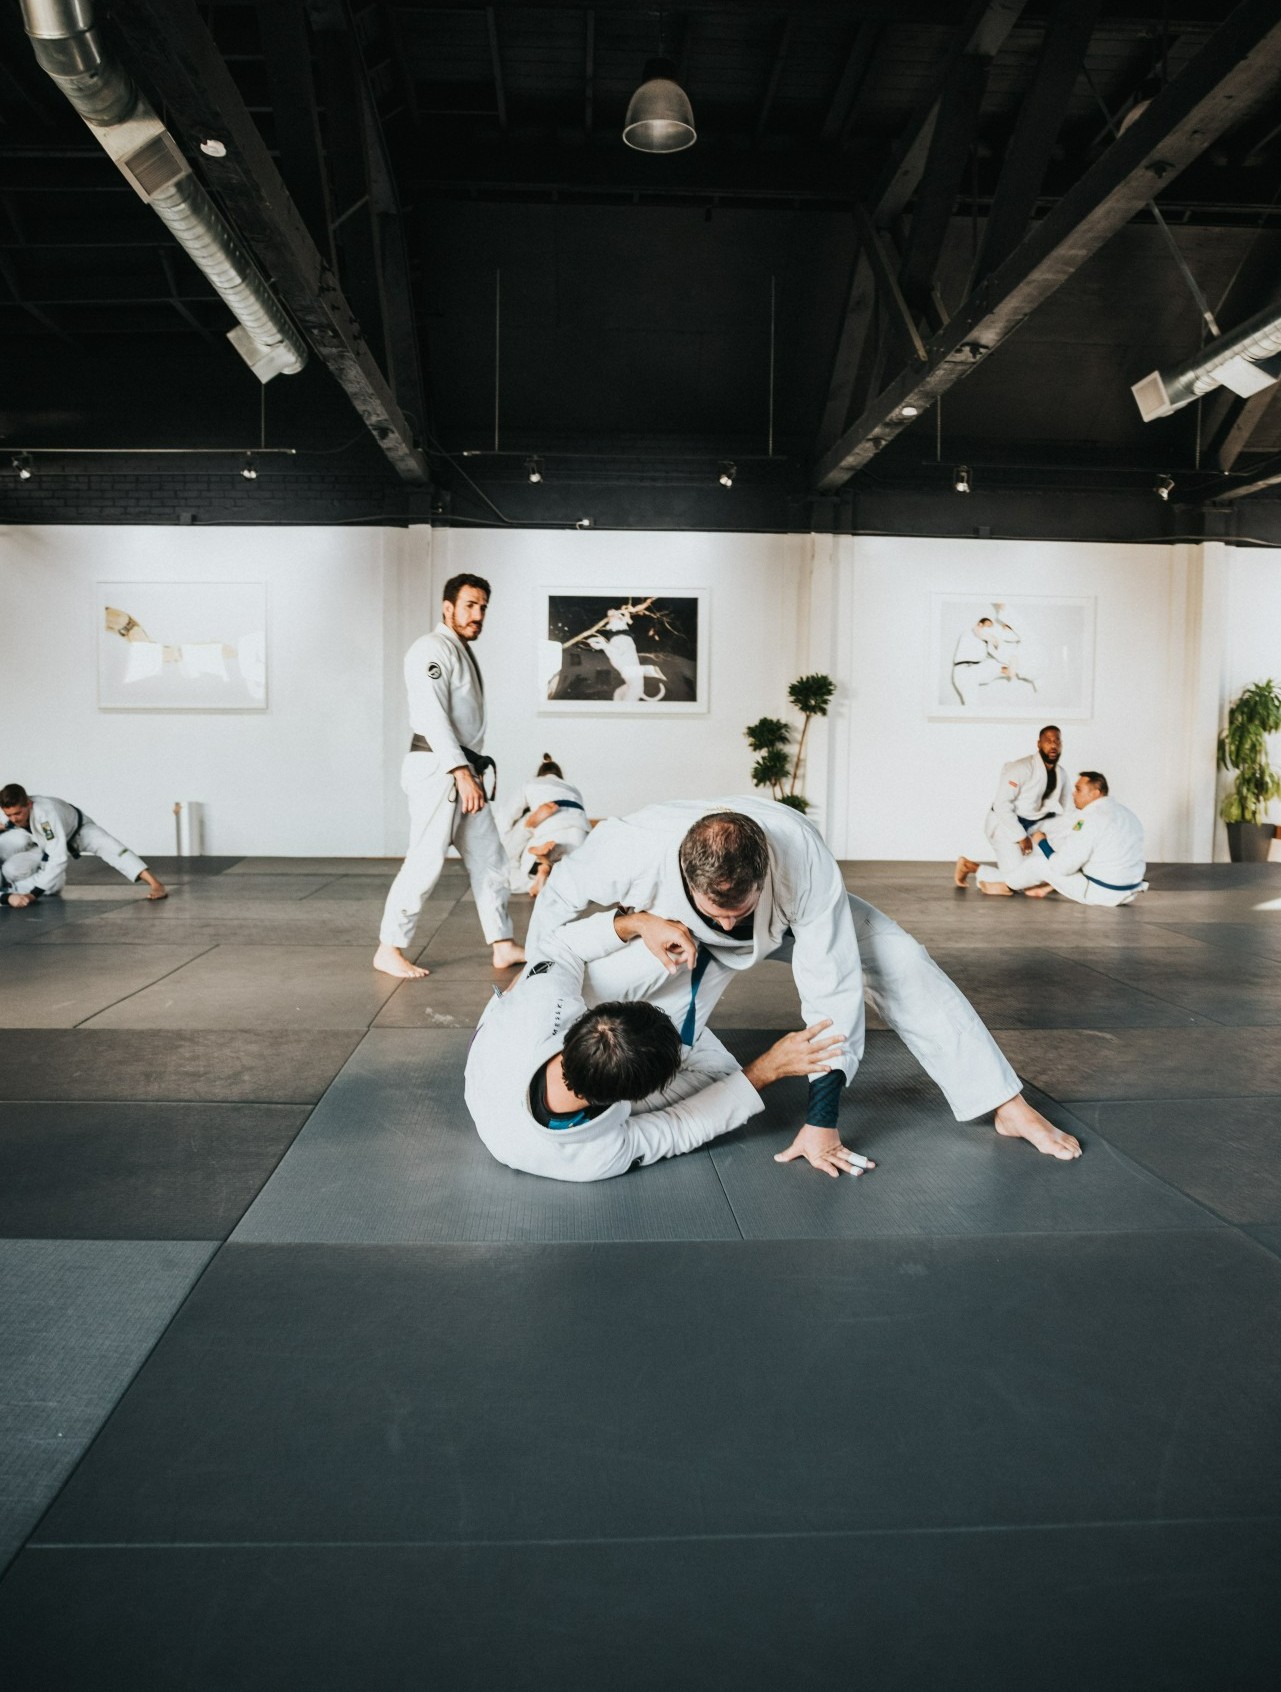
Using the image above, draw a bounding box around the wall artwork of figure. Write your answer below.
[98,581,267,710]
[930,594,1095,720]
[540,591,708,715]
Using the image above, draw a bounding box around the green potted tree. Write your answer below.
[745,674,836,812]
[1218,679,1281,862]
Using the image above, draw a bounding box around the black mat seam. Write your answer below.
[707,1146,746,1240]
[27,1512,1281,1553]
[70,943,222,1030]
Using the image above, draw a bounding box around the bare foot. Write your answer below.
[955,856,979,887]
[139,872,167,901]
[373,942,429,979]
[979,879,1013,896]
[491,939,526,969]
[1024,884,1054,898]
[994,1094,1081,1160]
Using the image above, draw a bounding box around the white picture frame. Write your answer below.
[929,593,1095,721]
[97,581,268,711]
[539,589,709,715]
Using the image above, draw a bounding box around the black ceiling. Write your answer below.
[3,1,1281,535]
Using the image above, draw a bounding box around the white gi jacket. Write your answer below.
[527,794,864,1085]
[465,914,764,1181]
[498,774,587,835]
[404,622,487,773]
[986,754,1072,848]
[0,796,84,896]
[1036,797,1146,895]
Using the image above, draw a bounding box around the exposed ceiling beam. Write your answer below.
[107,0,428,482]
[972,0,1102,285]
[754,17,795,146]
[257,0,335,265]
[813,0,1281,494]
[486,6,508,131]
[1207,459,1281,502]
[820,23,881,146]
[897,52,989,316]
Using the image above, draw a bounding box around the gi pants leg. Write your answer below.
[0,841,43,891]
[1043,870,1145,907]
[380,753,512,949]
[76,817,147,883]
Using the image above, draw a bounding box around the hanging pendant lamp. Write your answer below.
[623,56,696,153]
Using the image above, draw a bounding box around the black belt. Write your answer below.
[409,736,497,798]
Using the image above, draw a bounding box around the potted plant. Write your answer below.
[745,674,836,813]
[1218,678,1281,862]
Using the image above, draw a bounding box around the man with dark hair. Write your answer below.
[528,794,1081,1175]
[1,785,166,907]
[375,573,524,978]
[1023,772,1147,906]
[956,725,1073,891]
[466,906,847,1181]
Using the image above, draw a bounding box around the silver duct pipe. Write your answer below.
[1132,299,1281,422]
[21,0,307,381]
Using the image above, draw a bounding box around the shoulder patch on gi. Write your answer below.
[1073,819,1084,831]
[526,961,552,977]
[427,661,444,680]
[40,823,54,840]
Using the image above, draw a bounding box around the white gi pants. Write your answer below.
[379,752,512,949]
[580,893,1021,1124]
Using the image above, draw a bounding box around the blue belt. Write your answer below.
[554,800,585,812]
[1017,815,1050,832]
[680,944,712,1047]
[1084,873,1144,892]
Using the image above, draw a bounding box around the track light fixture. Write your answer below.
[240,454,258,481]
[12,453,33,480]
[1155,473,1174,501]
[575,517,592,529]
[525,456,544,484]
[900,404,920,418]
[718,461,736,489]
[953,464,971,494]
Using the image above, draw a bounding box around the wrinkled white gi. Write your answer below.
[1032,797,1148,905]
[528,794,1019,1123]
[379,622,512,948]
[465,915,763,1181]
[983,753,1074,882]
[0,796,146,898]
[499,774,591,893]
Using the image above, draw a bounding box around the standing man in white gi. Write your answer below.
[0,783,166,905]
[374,574,524,980]
[527,796,1081,1175]
[1023,772,1147,905]
[956,725,1071,890]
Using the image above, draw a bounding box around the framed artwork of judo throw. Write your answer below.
[929,594,1095,720]
[539,591,708,714]
[97,581,268,710]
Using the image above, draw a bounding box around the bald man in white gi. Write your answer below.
[1023,772,1148,905]
[1,784,166,905]
[466,908,847,1181]
[375,573,524,979]
[527,795,1081,1174]
[956,725,1073,891]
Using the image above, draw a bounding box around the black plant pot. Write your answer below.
[1225,822,1276,863]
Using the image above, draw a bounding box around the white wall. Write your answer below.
[1221,546,1281,848]
[426,527,807,820]
[808,535,1211,862]
[0,524,429,857]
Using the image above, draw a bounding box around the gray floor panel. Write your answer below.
[1069,947,1281,1026]
[1160,922,1281,963]
[0,900,124,946]
[891,949,1210,1029]
[2,1521,1277,1692]
[141,875,340,902]
[1070,1097,1281,1223]
[0,1102,312,1238]
[30,1231,1281,1547]
[82,947,403,1031]
[222,858,402,877]
[0,945,216,1029]
[0,1029,363,1103]
[710,1031,1214,1239]
[30,903,453,951]
[995,1027,1281,1099]
[233,1029,739,1243]
[0,1239,215,1573]
[373,961,521,1027]
[1245,1224,1281,1259]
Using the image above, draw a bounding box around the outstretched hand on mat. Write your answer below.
[775,1124,874,1180]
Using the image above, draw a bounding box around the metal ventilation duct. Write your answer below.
[21,0,307,382]
[1132,299,1281,422]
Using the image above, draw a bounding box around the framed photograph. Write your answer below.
[539,590,708,714]
[929,594,1095,721]
[97,581,267,711]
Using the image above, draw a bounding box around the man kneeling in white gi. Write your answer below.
[527,796,1081,1173]
[1021,771,1147,905]
[1,783,166,907]
[466,910,848,1181]
[956,724,1072,891]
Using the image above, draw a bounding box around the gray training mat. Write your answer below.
[995,1025,1281,1099]
[0,1102,312,1239]
[0,1238,215,1573]
[233,1028,740,1244]
[31,1231,1281,1549]
[710,1030,1220,1240]
[1072,1096,1281,1224]
[0,944,216,1028]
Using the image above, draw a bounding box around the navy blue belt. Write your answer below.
[1017,815,1050,832]
[680,944,712,1047]
[1084,873,1144,892]
[554,800,585,812]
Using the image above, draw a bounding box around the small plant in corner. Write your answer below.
[1218,680,1281,859]
[745,674,836,813]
